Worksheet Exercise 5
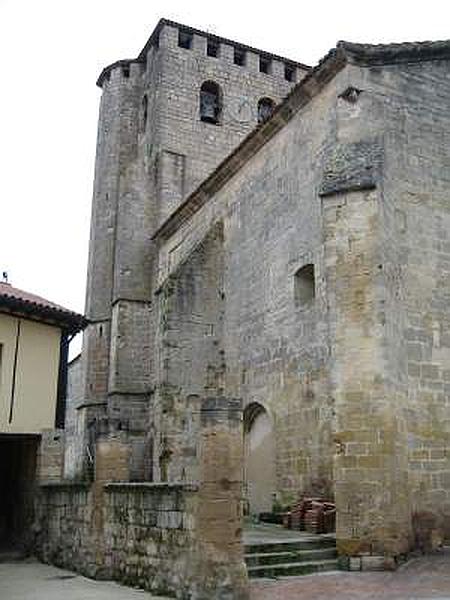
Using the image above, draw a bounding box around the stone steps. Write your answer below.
[246,546,338,567]
[245,536,339,579]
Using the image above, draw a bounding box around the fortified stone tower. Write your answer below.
[71,19,309,480]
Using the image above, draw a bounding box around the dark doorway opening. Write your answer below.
[243,402,276,516]
[0,434,39,553]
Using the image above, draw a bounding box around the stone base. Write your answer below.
[340,555,399,571]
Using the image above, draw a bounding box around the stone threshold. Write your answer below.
[39,481,91,489]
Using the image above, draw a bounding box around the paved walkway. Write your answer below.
[250,547,450,600]
[0,559,170,600]
[1,548,450,599]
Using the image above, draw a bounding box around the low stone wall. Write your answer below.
[35,482,200,597]
[35,482,97,576]
[103,483,199,595]
[35,400,249,599]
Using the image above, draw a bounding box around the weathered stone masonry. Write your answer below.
[77,18,306,485]
[37,21,450,600]
[48,19,309,597]
[155,41,450,562]
[37,398,247,598]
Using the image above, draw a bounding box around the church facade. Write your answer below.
[38,20,450,599]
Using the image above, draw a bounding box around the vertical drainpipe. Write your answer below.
[55,332,69,429]
[8,318,22,423]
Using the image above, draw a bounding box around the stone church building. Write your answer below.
[36,18,450,599]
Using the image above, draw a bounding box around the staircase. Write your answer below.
[245,534,338,579]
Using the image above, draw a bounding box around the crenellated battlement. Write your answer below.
[97,59,145,88]
[97,18,310,88]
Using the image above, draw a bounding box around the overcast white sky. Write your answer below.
[1,0,449,354]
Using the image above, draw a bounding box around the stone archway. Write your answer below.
[243,402,276,516]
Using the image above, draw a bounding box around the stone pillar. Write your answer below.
[37,429,65,483]
[89,433,131,579]
[81,53,150,483]
[323,189,412,569]
[95,436,131,484]
[195,397,249,600]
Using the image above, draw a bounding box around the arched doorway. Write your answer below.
[243,402,276,516]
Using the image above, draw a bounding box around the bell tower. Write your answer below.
[70,19,308,481]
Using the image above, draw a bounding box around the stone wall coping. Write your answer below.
[39,480,91,489]
[103,482,199,492]
[339,39,450,67]
[39,481,200,492]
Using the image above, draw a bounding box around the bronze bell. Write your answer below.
[200,91,219,122]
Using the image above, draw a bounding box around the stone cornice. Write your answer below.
[339,39,450,66]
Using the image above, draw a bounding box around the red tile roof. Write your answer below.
[0,282,87,334]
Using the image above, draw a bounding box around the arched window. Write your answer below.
[294,264,315,307]
[199,81,221,124]
[141,94,148,132]
[257,97,275,124]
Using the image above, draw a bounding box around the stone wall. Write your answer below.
[36,478,247,599]
[155,23,306,224]
[35,483,198,594]
[329,57,450,551]
[64,19,450,579]
[156,67,345,506]
[37,395,248,598]
[102,483,198,594]
[37,429,65,483]
[323,186,412,562]
[35,483,97,575]
[154,47,450,562]
[153,224,225,483]
[65,355,84,477]
[378,59,450,547]
[77,20,304,484]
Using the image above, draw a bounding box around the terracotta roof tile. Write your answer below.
[0,283,87,334]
